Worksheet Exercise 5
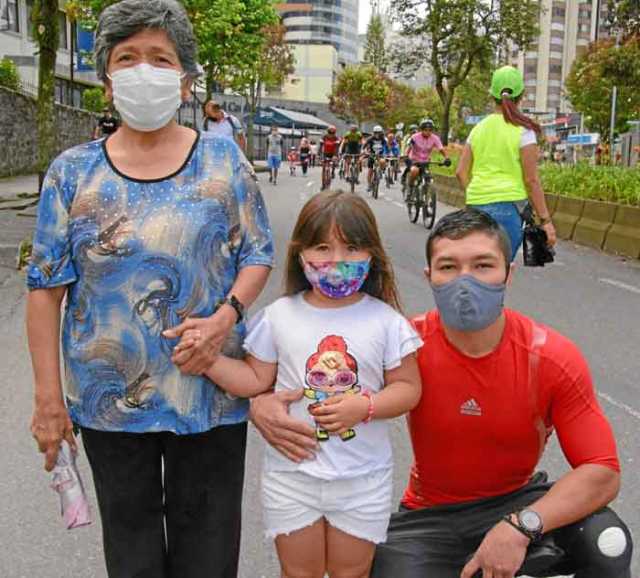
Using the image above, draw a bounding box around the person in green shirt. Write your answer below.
[456,66,556,260]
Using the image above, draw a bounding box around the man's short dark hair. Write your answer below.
[426,209,512,268]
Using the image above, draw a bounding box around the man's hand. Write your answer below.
[309,394,369,435]
[250,390,318,462]
[164,306,236,375]
[460,519,530,578]
[31,400,76,472]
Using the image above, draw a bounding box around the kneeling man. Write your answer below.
[371,209,632,578]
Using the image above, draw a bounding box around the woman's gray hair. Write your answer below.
[94,0,200,82]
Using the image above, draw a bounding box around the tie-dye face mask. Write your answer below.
[301,257,371,299]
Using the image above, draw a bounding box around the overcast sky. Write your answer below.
[359,0,372,34]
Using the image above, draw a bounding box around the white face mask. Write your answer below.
[108,63,183,132]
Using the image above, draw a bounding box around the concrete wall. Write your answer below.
[0,86,95,178]
[279,44,338,104]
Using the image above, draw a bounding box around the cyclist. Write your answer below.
[298,136,311,176]
[401,124,419,189]
[386,130,401,182]
[339,124,363,182]
[407,119,450,190]
[319,126,341,180]
[363,125,389,192]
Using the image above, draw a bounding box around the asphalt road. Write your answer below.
[0,165,638,578]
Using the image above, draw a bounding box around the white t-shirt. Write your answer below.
[245,293,423,480]
[204,112,243,141]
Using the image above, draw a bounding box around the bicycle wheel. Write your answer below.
[406,184,421,223]
[349,164,357,194]
[422,184,437,229]
[372,169,380,199]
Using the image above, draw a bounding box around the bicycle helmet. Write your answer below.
[349,123,358,130]
[409,124,418,132]
[420,119,435,130]
[328,125,337,133]
[373,125,383,134]
[489,65,525,100]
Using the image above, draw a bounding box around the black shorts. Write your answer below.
[371,472,632,578]
[367,155,384,169]
[344,143,361,156]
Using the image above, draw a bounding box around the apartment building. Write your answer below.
[510,0,610,114]
[0,0,99,105]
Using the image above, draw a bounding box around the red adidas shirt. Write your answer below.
[403,309,620,509]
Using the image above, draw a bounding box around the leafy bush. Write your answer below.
[82,86,108,113]
[0,57,20,91]
[540,162,640,206]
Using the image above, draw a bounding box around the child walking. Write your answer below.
[175,191,422,578]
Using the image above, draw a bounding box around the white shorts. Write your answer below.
[262,468,393,544]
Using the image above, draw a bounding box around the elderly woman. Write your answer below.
[26,1,273,576]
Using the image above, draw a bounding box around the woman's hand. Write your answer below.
[309,394,370,435]
[31,400,76,472]
[250,390,318,462]
[542,221,557,247]
[164,305,237,375]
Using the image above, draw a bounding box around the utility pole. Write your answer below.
[608,4,620,161]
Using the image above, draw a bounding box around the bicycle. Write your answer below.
[341,154,360,193]
[405,160,448,229]
[385,157,398,188]
[321,155,335,190]
[367,154,384,200]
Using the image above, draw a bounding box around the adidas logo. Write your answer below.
[460,398,482,416]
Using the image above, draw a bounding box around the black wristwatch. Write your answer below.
[502,509,543,543]
[220,294,245,323]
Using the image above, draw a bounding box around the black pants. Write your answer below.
[371,473,633,578]
[81,422,247,578]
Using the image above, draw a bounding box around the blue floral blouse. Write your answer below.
[27,132,274,434]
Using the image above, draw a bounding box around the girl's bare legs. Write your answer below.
[276,518,326,578]
[326,524,376,578]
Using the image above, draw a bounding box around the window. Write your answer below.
[552,7,565,17]
[58,11,67,49]
[2,0,20,33]
[549,64,562,74]
[550,36,564,45]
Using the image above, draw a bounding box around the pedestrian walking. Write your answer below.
[456,65,556,260]
[203,99,246,152]
[26,2,274,577]
[92,107,119,139]
[266,125,283,185]
[175,191,422,578]
[299,136,311,176]
[310,140,318,167]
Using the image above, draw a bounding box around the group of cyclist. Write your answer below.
[288,119,452,194]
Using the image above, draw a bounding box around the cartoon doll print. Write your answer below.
[304,335,361,442]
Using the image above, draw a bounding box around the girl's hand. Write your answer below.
[172,329,201,355]
[310,394,370,435]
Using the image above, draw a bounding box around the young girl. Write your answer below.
[176,190,422,578]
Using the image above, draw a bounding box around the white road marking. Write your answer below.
[306,181,314,188]
[392,201,405,209]
[598,392,640,421]
[599,278,640,295]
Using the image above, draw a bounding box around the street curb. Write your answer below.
[552,196,585,240]
[573,200,617,250]
[603,205,640,259]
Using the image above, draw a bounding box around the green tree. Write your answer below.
[389,0,539,143]
[187,0,278,97]
[229,24,295,160]
[609,0,640,40]
[329,65,391,125]
[32,0,60,188]
[0,57,21,91]
[566,38,640,143]
[82,86,108,112]
[363,12,388,73]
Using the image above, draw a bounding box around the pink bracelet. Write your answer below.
[361,390,374,424]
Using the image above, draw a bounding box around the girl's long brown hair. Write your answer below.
[496,93,542,135]
[284,190,402,312]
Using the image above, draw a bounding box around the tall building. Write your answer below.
[277,0,360,65]
[510,0,610,115]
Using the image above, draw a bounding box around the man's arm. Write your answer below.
[462,337,622,578]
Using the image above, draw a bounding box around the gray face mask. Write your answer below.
[431,274,506,332]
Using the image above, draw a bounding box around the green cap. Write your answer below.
[489,66,525,100]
